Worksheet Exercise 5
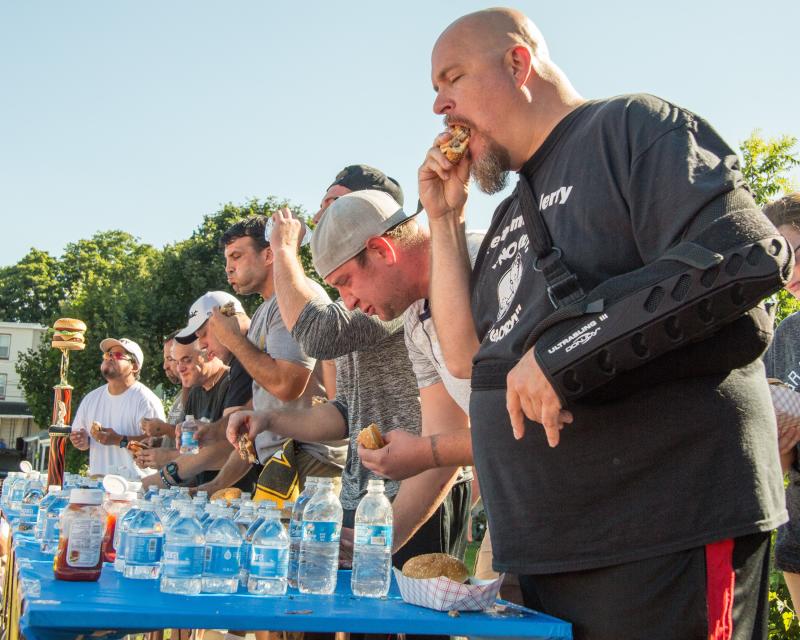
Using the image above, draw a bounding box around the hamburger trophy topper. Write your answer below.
[47,318,87,486]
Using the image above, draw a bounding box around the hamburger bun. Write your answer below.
[52,318,87,351]
[211,487,242,505]
[402,553,469,583]
[90,421,104,438]
[439,125,470,164]
[356,423,385,450]
[127,440,150,453]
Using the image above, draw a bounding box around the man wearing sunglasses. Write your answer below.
[69,337,165,479]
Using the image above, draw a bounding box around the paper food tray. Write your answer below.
[393,567,504,611]
[769,380,800,431]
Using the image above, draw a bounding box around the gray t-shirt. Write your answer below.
[765,312,800,387]
[469,94,785,574]
[247,282,347,468]
[764,311,800,571]
[293,298,421,510]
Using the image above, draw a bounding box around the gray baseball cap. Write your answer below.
[310,190,418,279]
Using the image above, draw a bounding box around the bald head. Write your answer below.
[435,8,549,66]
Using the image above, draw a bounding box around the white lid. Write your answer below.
[102,474,128,494]
[19,461,32,473]
[69,489,104,505]
[48,485,61,493]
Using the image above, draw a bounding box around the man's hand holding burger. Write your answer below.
[207,306,244,351]
[418,127,471,221]
[92,426,124,447]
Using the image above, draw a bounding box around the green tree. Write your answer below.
[0,248,63,323]
[741,131,799,206]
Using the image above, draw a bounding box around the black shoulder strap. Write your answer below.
[516,174,586,310]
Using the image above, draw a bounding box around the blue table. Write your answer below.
[5,526,572,639]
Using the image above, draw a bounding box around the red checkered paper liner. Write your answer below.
[392,568,504,611]
[769,379,800,431]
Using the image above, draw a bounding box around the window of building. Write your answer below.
[0,373,6,400]
[0,334,10,360]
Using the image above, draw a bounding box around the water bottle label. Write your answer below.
[126,533,164,565]
[43,516,61,541]
[240,541,251,569]
[163,544,204,577]
[289,520,302,540]
[354,524,392,548]
[20,503,39,521]
[181,430,198,448]
[204,544,241,576]
[249,546,289,579]
[65,518,103,568]
[302,521,340,543]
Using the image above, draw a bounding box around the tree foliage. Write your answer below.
[741,131,799,206]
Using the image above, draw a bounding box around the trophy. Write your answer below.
[47,318,87,486]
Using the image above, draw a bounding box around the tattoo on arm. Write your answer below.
[430,434,442,468]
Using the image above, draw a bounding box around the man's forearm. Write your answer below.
[429,431,473,467]
[429,216,479,379]
[200,450,252,493]
[273,247,316,332]
[391,466,459,553]
[175,440,234,478]
[266,403,348,443]
[226,332,308,401]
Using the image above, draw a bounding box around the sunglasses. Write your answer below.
[103,351,132,361]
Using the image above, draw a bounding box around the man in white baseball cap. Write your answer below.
[175,291,245,345]
[69,336,164,479]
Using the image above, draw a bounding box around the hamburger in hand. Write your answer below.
[52,318,87,351]
[439,125,470,164]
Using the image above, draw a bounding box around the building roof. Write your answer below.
[0,402,32,417]
[0,321,47,331]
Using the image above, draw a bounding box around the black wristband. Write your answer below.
[119,436,129,449]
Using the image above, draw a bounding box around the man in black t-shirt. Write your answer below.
[419,8,790,639]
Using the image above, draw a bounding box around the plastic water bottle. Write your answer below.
[18,474,45,533]
[123,500,164,579]
[351,479,393,597]
[288,478,319,588]
[248,507,290,595]
[180,415,200,455]
[34,486,62,541]
[240,504,269,587]
[40,489,70,555]
[1,471,19,507]
[298,477,342,595]
[8,472,29,515]
[113,500,142,572]
[202,506,242,593]
[160,501,205,595]
[234,501,257,586]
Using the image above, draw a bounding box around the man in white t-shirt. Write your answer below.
[69,338,165,479]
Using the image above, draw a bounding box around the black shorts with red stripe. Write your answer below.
[517,532,771,640]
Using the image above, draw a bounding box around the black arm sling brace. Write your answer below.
[471,173,793,405]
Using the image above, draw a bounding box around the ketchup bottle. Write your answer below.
[53,489,105,581]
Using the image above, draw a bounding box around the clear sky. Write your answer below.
[1,1,798,267]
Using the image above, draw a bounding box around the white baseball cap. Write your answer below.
[99,338,145,369]
[175,291,245,344]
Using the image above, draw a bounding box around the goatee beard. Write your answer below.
[472,141,511,195]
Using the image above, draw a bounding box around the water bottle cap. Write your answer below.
[367,478,385,491]
[48,485,61,493]
[102,474,129,495]
[69,489,104,505]
[19,460,33,473]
